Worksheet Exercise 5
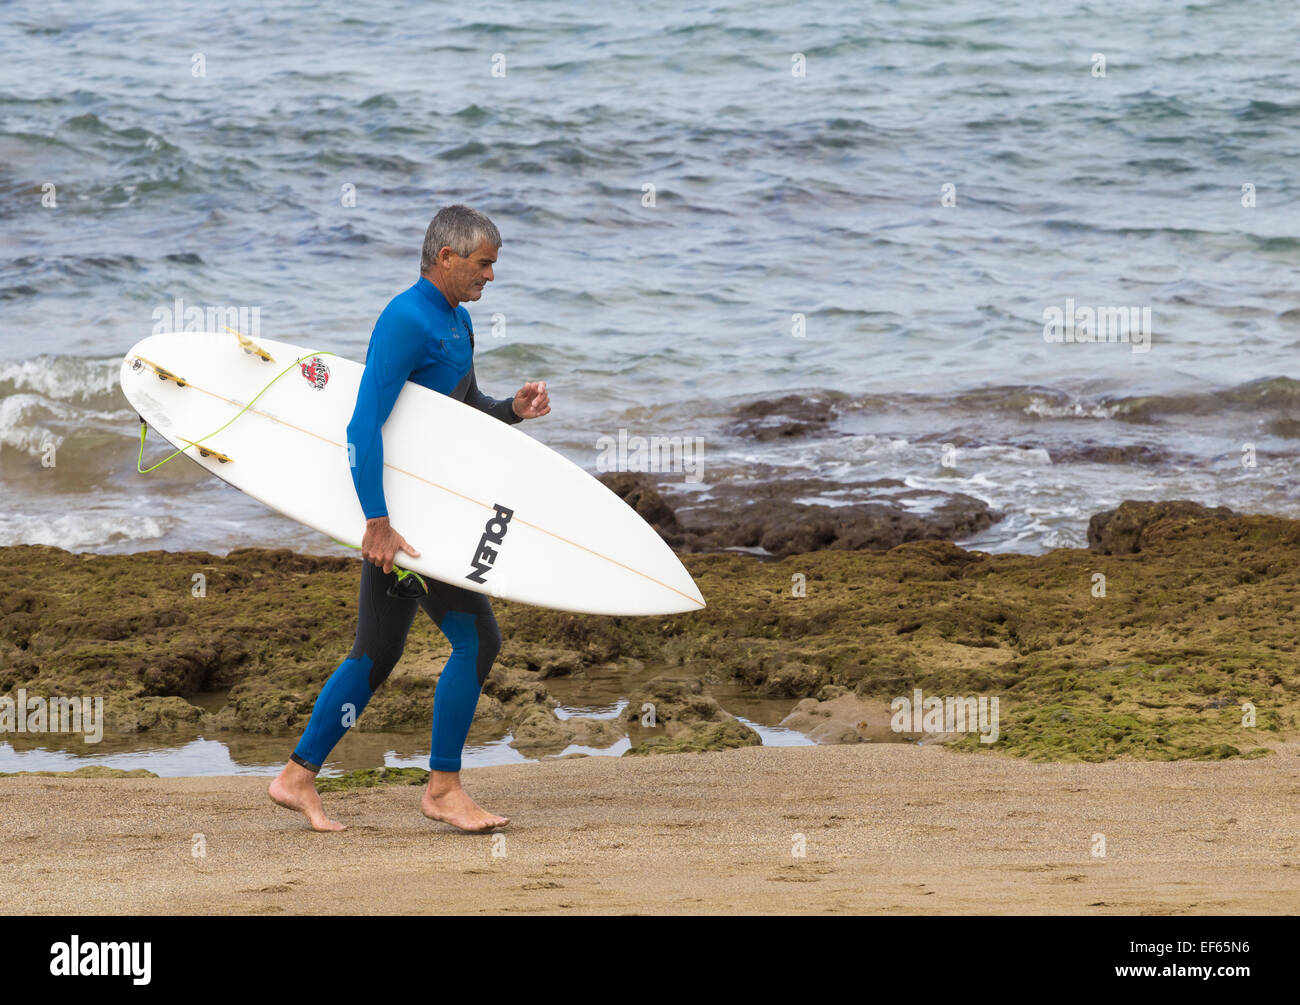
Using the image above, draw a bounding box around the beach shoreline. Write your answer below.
[3,742,1295,915]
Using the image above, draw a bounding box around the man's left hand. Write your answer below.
[511,381,550,419]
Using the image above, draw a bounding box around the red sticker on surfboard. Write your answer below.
[300,356,329,390]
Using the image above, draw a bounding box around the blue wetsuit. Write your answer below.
[291,277,520,774]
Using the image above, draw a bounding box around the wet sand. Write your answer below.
[3,742,1296,915]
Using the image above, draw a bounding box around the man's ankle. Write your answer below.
[426,771,461,795]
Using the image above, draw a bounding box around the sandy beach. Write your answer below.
[4,741,1296,915]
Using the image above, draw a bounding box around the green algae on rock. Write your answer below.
[314,766,430,792]
[1088,499,1235,555]
[621,675,761,755]
[0,766,159,778]
[2,501,1296,763]
[626,718,761,756]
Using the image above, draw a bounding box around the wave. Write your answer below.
[0,355,124,407]
[0,509,166,549]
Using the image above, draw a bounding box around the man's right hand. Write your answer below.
[361,516,421,574]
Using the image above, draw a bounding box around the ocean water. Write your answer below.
[2,0,1299,557]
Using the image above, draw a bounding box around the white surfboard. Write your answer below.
[119,331,705,616]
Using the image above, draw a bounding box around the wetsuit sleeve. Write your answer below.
[464,363,522,424]
[463,320,523,425]
[346,311,426,519]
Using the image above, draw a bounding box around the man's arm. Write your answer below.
[346,310,426,519]
[464,361,523,424]
[462,326,523,425]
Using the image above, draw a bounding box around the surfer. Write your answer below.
[270,205,550,833]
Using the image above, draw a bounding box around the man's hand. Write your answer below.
[361,516,420,574]
[511,381,550,420]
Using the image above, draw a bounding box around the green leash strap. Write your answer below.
[328,537,427,591]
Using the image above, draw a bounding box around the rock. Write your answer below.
[726,394,838,441]
[105,696,205,733]
[1088,500,1235,554]
[508,707,622,756]
[765,661,827,697]
[514,647,586,679]
[482,665,553,713]
[625,718,761,755]
[1047,444,1173,465]
[621,676,728,727]
[780,691,930,744]
[597,473,679,529]
[5,512,1296,766]
[597,471,1002,559]
[199,686,317,733]
[620,675,760,755]
[0,766,158,779]
[314,767,428,792]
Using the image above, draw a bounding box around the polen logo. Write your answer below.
[299,356,329,389]
[467,504,513,584]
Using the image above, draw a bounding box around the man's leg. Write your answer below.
[417,581,510,832]
[270,560,419,830]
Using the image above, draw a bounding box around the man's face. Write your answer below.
[445,238,497,302]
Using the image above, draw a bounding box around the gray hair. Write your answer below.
[420,204,501,271]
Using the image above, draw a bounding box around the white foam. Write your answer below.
[0,509,166,549]
[1023,395,1120,419]
[0,391,136,458]
[0,394,62,456]
[0,355,120,401]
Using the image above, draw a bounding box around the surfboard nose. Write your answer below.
[676,565,706,610]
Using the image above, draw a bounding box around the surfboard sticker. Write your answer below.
[299,356,330,390]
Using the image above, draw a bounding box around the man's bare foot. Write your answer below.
[421,770,509,833]
[269,761,346,832]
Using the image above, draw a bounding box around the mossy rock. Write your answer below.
[314,766,429,792]
[625,718,761,756]
[0,766,159,778]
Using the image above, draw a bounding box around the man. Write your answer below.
[269,205,549,833]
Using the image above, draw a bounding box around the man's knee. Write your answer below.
[438,608,501,685]
[355,639,405,691]
[474,616,502,685]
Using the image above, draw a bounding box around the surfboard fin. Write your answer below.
[224,325,275,362]
[133,355,188,388]
[178,438,233,464]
